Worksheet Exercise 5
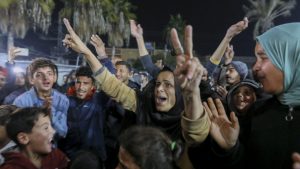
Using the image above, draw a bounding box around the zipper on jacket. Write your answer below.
[285,106,294,121]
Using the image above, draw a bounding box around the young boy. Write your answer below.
[13,58,69,138]
[0,107,69,169]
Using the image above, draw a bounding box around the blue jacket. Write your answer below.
[13,87,69,137]
[62,93,109,161]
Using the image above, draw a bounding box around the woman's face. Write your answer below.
[116,146,140,169]
[233,85,257,114]
[154,71,176,112]
[252,43,284,95]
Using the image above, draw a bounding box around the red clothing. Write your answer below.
[0,149,69,169]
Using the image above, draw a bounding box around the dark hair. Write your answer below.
[6,107,50,147]
[28,58,57,78]
[70,150,103,169]
[119,126,182,169]
[115,61,132,72]
[153,54,165,65]
[75,66,95,83]
[0,105,18,125]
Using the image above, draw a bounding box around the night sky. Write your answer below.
[12,0,300,58]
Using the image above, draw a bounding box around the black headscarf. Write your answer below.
[135,66,184,141]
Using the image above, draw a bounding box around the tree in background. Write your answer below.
[243,0,296,39]
[60,0,136,58]
[0,0,55,50]
[163,14,186,50]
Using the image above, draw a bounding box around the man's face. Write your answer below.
[226,65,241,86]
[0,73,6,90]
[31,67,55,93]
[75,76,94,99]
[116,64,131,84]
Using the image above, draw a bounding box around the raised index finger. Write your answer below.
[184,25,193,60]
[171,28,184,54]
[63,18,75,35]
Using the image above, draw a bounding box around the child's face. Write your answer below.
[27,114,55,154]
[233,85,257,114]
[31,67,56,93]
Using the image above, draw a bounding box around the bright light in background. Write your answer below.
[13,67,25,74]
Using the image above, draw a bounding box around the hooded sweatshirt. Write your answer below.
[0,149,68,169]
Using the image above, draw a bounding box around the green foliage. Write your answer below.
[0,0,55,39]
[60,0,136,47]
[163,14,186,49]
[0,0,17,9]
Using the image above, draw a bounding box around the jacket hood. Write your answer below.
[1,152,37,169]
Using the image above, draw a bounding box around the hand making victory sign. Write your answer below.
[171,25,206,120]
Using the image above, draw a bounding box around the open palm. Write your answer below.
[204,98,240,150]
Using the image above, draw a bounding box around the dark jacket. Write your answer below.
[60,92,109,161]
[212,97,300,169]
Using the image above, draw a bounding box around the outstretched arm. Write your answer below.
[207,17,248,74]
[130,20,160,77]
[130,20,148,56]
[63,18,137,112]
[63,19,102,73]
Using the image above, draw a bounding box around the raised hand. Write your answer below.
[62,18,92,55]
[204,98,239,150]
[171,26,204,92]
[130,20,143,39]
[43,95,52,112]
[225,17,248,40]
[90,34,107,59]
[8,47,22,63]
[171,26,206,120]
[62,18,103,72]
[216,85,228,100]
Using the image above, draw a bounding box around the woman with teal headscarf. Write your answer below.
[203,23,300,169]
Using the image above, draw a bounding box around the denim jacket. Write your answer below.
[13,87,69,137]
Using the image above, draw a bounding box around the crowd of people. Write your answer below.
[0,16,299,169]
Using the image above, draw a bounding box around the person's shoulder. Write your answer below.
[0,152,27,169]
[128,80,141,90]
[48,149,69,163]
[13,89,34,106]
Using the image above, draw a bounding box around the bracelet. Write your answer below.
[223,62,231,67]
[93,66,106,77]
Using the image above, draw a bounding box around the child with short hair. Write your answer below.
[0,107,69,169]
[13,58,69,138]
